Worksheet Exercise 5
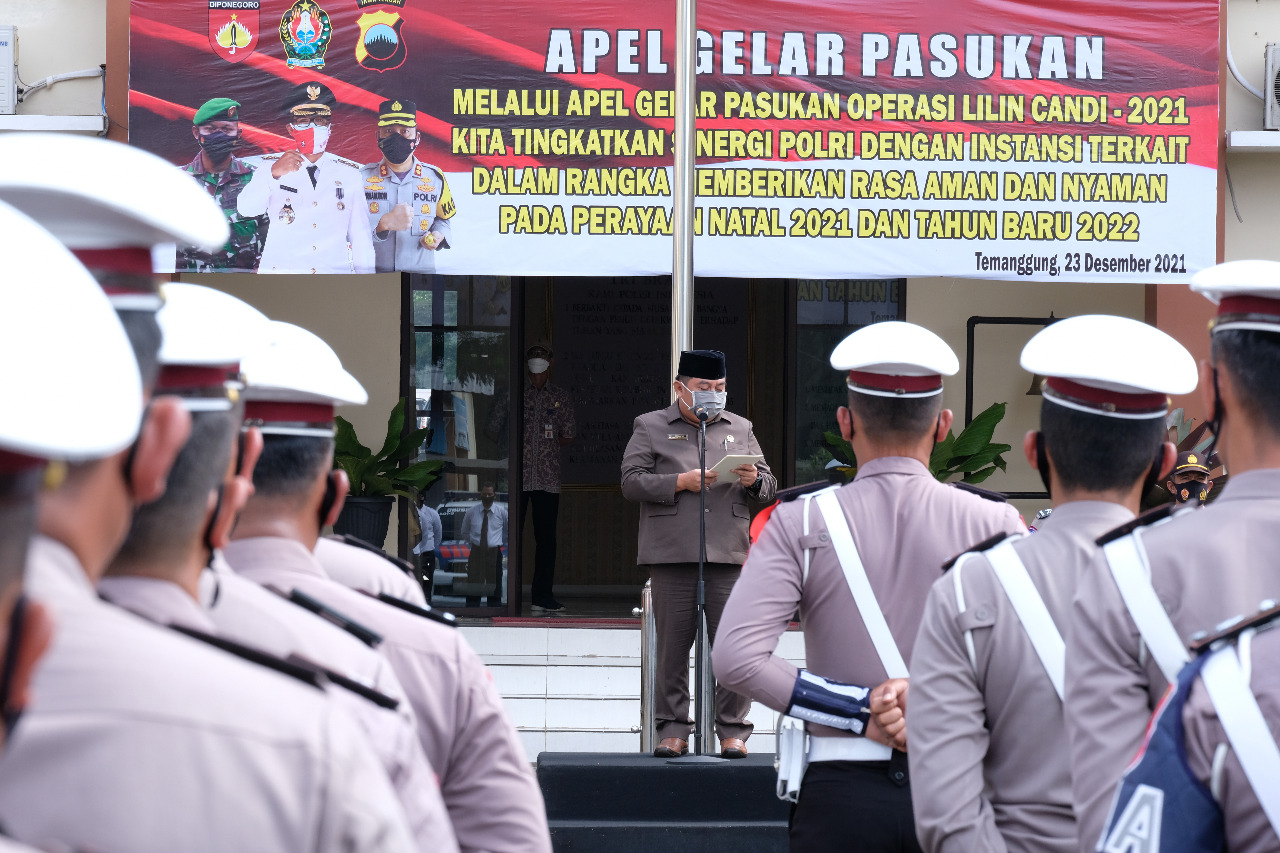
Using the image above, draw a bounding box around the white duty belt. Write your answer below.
[1101,527,1189,684]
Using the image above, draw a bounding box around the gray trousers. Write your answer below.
[648,563,754,742]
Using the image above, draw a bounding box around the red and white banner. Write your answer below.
[131,0,1219,280]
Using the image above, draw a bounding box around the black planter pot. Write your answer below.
[333,495,395,549]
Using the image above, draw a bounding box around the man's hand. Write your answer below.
[422,230,444,249]
[869,678,909,752]
[270,151,305,178]
[732,463,758,488]
[377,203,412,233]
[676,469,718,492]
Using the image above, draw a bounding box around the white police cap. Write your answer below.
[1021,315,1196,420]
[0,201,143,464]
[155,284,271,412]
[0,134,229,253]
[241,321,367,436]
[1189,259,1280,334]
[829,321,959,398]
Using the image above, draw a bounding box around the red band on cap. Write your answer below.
[847,371,942,394]
[72,248,154,278]
[155,365,240,393]
[1218,296,1280,321]
[1044,377,1167,413]
[244,401,335,425]
[0,450,45,473]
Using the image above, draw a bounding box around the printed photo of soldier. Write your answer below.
[360,98,456,273]
[237,81,375,274]
[177,98,268,272]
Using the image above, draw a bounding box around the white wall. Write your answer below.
[4,0,106,116]
[1224,2,1280,260]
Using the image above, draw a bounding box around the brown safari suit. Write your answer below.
[621,401,776,742]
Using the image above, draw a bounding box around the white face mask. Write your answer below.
[528,358,550,374]
[680,381,726,419]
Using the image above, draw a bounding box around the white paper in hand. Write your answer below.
[708,453,764,477]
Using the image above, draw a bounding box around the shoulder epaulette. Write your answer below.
[1095,503,1176,547]
[951,482,1008,502]
[941,531,1016,572]
[330,154,361,169]
[776,480,835,504]
[288,652,400,710]
[261,153,282,161]
[169,625,325,689]
[1189,602,1280,655]
[365,590,457,628]
[330,534,415,575]
[266,585,384,648]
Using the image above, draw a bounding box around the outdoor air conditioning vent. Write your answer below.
[1266,43,1280,130]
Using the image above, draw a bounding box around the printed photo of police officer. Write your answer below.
[177,97,268,272]
[360,98,456,273]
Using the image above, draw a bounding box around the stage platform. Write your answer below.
[537,751,788,852]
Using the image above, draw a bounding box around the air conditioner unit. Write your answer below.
[1266,43,1280,130]
[0,27,16,116]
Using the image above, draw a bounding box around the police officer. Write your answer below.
[315,534,429,606]
[1166,449,1216,506]
[713,321,1023,852]
[360,98,456,272]
[0,202,144,853]
[224,320,553,853]
[177,97,269,272]
[622,349,777,759]
[0,143,416,852]
[1066,260,1280,851]
[1101,605,1280,851]
[237,82,376,274]
[96,283,457,852]
[902,315,1193,853]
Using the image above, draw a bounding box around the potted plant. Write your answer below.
[823,401,1012,484]
[332,397,445,548]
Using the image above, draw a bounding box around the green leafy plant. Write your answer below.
[334,397,445,498]
[823,401,1011,485]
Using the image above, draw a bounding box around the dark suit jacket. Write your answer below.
[620,402,777,566]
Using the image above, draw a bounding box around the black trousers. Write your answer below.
[789,756,923,853]
[521,490,559,603]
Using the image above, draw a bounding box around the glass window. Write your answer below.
[408,275,512,610]
[793,279,904,482]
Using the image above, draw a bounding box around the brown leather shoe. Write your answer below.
[720,738,748,759]
[653,737,689,758]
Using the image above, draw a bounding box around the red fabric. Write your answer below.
[0,450,44,473]
[72,248,154,277]
[155,364,239,392]
[243,401,335,425]
[1044,377,1167,413]
[1219,296,1280,320]
[847,371,942,394]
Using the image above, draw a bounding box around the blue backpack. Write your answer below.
[1097,653,1223,853]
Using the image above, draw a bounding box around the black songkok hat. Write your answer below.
[679,350,726,380]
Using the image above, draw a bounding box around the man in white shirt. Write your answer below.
[460,484,507,606]
[414,495,443,600]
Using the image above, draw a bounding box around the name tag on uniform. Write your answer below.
[667,434,688,440]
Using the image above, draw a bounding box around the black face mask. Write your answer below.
[0,596,28,742]
[200,131,240,163]
[1172,482,1209,506]
[378,133,415,165]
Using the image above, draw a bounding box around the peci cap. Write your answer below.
[678,350,726,380]
[155,284,271,412]
[0,201,143,467]
[241,321,367,436]
[284,81,336,117]
[1020,315,1196,419]
[1190,259,1280,335]
[526,339,553,358]
[193,97,241,125]
[0,133,229,310]
[830,321,958,398]
[377,99,417,127]
[1173,451,1211,475]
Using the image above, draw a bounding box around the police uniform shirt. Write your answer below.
[0,536,415,853]
[0,835,40,853]
[360,159,454,273]
[223,536,552,853]
[714,457,1024,736]
[620,402,778,566]
[1066,469,1280,851]
[237,151,376,274]
[908,501,1134,853]
[97,563,457,853]
[1182,624,1280,852]
[314,535,428,607]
